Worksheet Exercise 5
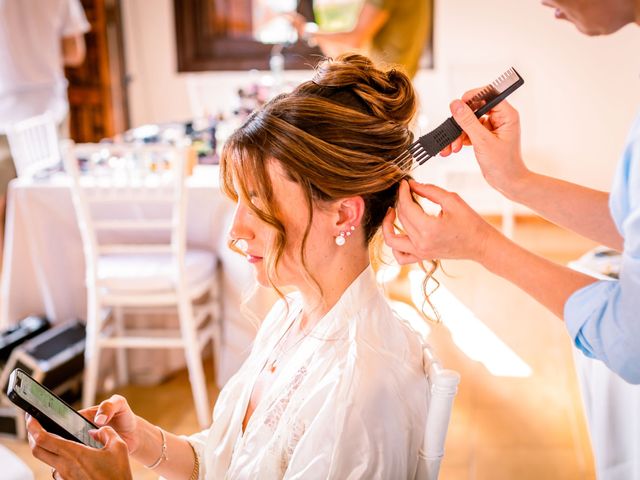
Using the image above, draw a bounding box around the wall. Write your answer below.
[121,0,640,191]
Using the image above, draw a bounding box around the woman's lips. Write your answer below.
[554,8,567,19]
[246,254,263,264]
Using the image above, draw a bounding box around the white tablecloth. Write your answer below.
[0,167,276,386]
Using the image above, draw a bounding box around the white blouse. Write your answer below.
[185,267,428,479]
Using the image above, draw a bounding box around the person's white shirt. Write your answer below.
[180,267,428,479]
[0,0,90,133]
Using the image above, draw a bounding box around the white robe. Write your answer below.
[185,267,428,479]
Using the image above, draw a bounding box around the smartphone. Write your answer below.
[6,368,103,448]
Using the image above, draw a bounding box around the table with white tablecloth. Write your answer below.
[0,166,276,386]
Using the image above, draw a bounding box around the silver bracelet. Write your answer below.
[145,427,168,470]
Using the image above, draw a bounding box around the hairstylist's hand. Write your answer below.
[79,394,140,455]
[26,414,132,480]
[439,89,530,197]
[382,180,499,263]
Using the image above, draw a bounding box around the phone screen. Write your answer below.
[13,372,103,448]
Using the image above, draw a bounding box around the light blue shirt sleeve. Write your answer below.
[564,111,640,384]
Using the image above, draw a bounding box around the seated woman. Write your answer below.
[26,53,429,480]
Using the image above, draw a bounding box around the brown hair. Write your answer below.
[221,53,438,311]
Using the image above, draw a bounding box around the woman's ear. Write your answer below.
[335,196,365,230]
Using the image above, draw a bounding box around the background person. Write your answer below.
[293,0,432,78]
[0,0,89,248]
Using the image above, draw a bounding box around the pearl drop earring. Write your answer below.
[335,225,356,246]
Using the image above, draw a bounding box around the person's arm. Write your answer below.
[60,0,90,67]
[441,97,623,251]
[127,417,198,479]
[506,172,622,251]
[384,180,597,317]
[301,3,389,56]
[61,34,86,67]
[383,180,640,383]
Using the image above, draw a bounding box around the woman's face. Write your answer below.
[541,0,635,35]
[229,159,338,290]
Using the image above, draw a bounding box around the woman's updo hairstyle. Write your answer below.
[221,53,420,295]
[302,53,416,126]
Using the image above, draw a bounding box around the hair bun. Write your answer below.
[311,53,416,126]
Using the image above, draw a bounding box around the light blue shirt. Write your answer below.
[565,111,640,384]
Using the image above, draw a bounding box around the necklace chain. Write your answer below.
[267,313,310,373]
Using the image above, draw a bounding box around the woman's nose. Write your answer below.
[228,202,253,243]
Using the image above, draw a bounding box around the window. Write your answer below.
[175,0,321,71]
[174,0,434,72]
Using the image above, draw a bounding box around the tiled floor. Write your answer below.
[1,218,598,479]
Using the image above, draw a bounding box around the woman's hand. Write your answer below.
[26,414,132,480]
[79,394,140,455]
[382,180,501,263]
[439,89,530,198]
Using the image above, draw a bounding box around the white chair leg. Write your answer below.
[83,292,102,408]
[212,317,222,387]
[113,306,129,387]
[178,294,210,428]
[209,275,222,385]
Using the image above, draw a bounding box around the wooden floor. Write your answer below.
[1,218,598,479]
[409,218,597,480]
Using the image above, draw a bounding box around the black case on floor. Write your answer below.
[1,320,86,439]
[0,316,50,366]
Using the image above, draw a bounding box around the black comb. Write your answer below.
[397,67,524,169]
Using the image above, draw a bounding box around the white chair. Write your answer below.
[6,111,61,178]
[416,343,460,480]
[62,141,221,428]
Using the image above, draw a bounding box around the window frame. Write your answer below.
[174,0,322,72]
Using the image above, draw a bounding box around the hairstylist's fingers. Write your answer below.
[395,180,434,226]
[407,181,454,207]
[382,214,422,265]
[391,248,422,265]
[395,181,447,249]
[440,133,468,156]
[460,87,486,104]
[449,133,465,154]
[382,209,422,258]
[484,98,519,131]
[382,207,398,239]
[450,100,491,147]
[439,144,453,157]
